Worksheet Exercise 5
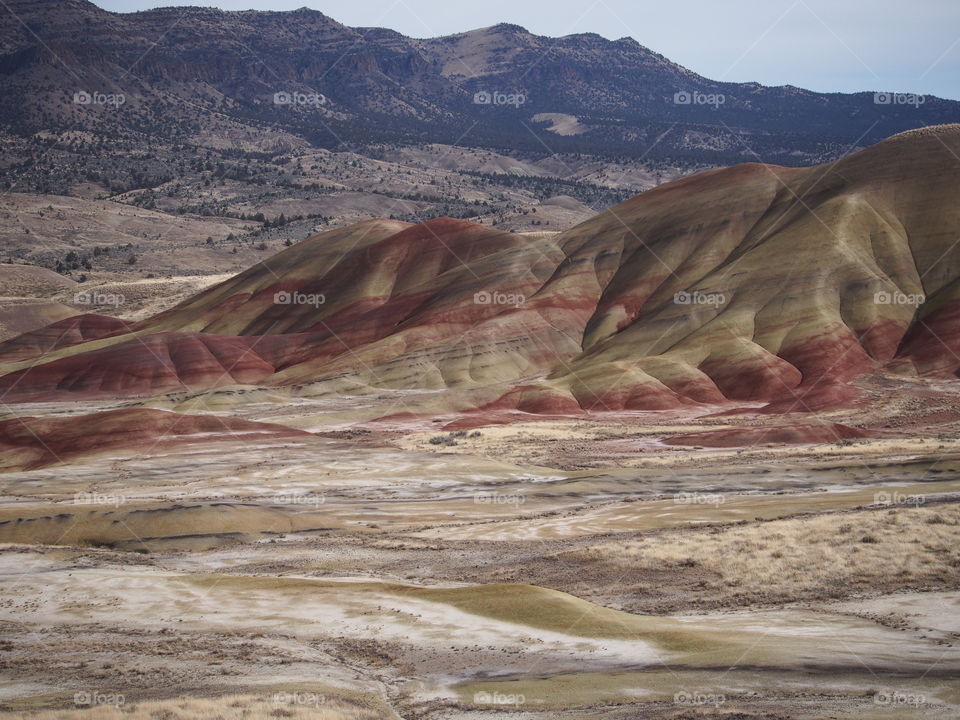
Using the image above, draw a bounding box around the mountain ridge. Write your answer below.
[1,0,958,169]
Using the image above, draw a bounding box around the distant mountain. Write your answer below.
[4,125,960,421]
[1,0,958,167]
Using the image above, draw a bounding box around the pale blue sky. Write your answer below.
[91,0,960,100]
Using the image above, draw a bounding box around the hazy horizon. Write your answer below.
[88,0,960,101]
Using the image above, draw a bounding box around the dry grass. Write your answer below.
[577,503,960,605]
[2,693,389,720]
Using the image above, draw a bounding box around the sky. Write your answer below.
[91,0,960,100]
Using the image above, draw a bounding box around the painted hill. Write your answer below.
[0,314,130,361]
[0,408,310,471]
[2,125,959,418]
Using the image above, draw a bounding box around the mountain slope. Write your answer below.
[3,125,959,417]
[539,128,954,411]
[0,0,958,169]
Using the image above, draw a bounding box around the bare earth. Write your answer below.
[0,390,958,719]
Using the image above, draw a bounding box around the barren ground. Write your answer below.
[0,389,958,719]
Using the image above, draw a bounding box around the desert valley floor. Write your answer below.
[1,390,960,719]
